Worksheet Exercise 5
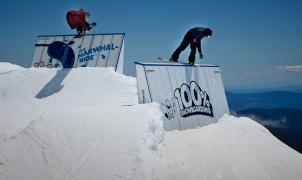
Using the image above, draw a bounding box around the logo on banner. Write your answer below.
[34,41,75,68]
[161,98,177,120]
[77,44,119,64]
[47,41,75,68]
[174,81,213,118]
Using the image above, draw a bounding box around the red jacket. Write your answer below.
[66,9,89,30]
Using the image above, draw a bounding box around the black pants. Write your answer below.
[171,32,196,63]
[76,21,91,34]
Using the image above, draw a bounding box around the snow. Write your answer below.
[0,62,301,180]
[145,116,302,180]
[0,62,24,75]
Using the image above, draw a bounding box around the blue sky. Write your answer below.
[0,0,301,90]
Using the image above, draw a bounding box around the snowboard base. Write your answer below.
[158,57,195,65]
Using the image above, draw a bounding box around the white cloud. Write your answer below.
[259,118,288,128]
[245,65,302,76]
[245,114,288,128]
[277,65,302,73]
[244,70,277,76]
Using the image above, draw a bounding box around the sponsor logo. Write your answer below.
[161,98,177,120]
[34,61,53,68]
[146,69,155,73]
[174,81,213,118]
[34,41,75,68]
[77,44,119,63]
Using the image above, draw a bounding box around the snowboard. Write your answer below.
[158,57,195,65]
[74,22,97,38]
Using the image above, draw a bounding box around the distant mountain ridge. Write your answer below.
[226,91,302,111]
[226,85,302,93]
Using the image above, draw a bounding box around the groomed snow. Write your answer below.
[0,62,24,75]
[0,63,301,180]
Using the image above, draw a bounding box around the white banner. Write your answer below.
[135,62,229,131]
[31,33,124,73]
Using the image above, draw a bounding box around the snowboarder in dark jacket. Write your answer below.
[66,9,96,37]
[170,27,212,64]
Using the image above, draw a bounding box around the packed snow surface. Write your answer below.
[0,63,301,180]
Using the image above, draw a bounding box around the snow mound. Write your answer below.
[0,62,24,75]
[144,115,302,180]
[0,65,138,141]
[0,62,302,180]
[0,103,164,180]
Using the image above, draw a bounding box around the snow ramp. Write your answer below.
[0,62,302,180]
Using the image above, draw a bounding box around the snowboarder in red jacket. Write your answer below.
[170,27,212,64]
[66,9,96,37]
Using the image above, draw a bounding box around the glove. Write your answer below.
[88,22,97,30]
[199,53,204,59]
